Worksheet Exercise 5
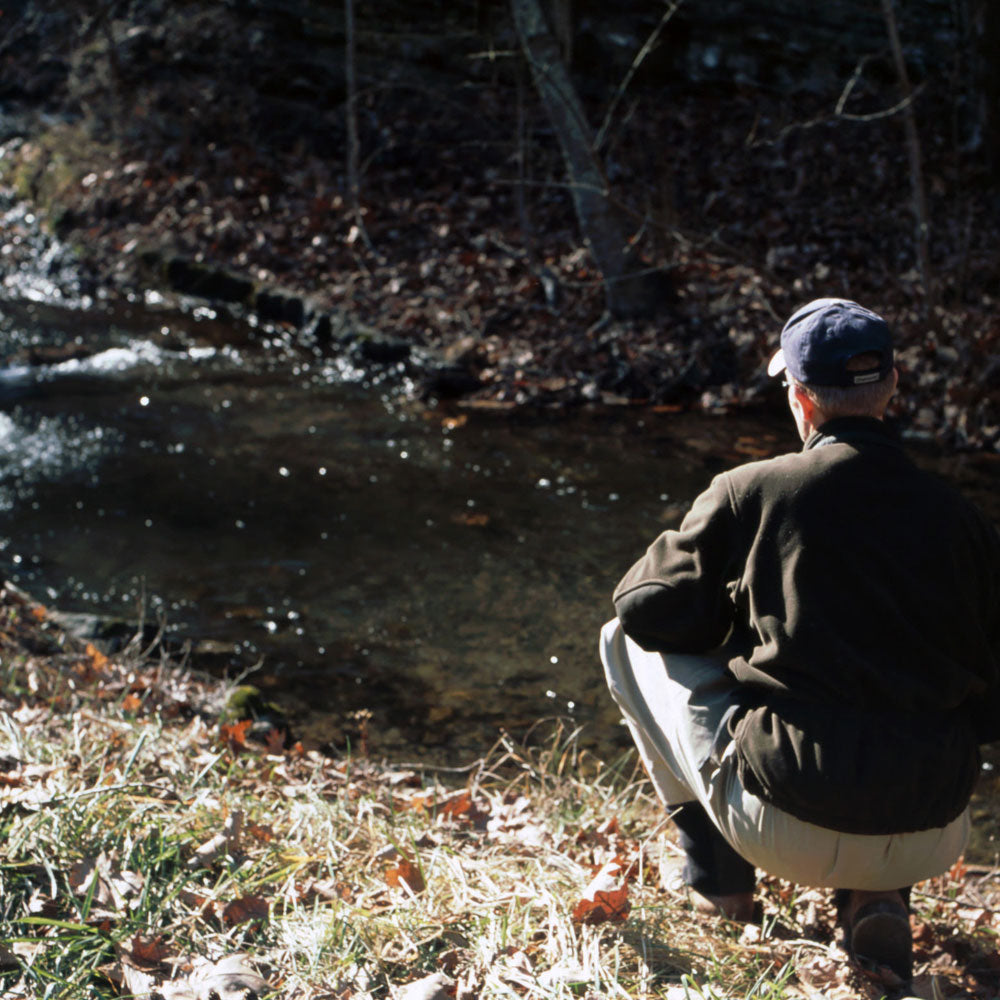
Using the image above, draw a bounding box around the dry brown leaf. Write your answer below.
[220,719,253,753]
[85,642,109,669]
[221,895,270,927]
[247,822,275,842]
[121,692,142,714]
[385,857,425,894]
[263,727,286,754]
[71,854,145,913]
[571,859,631,925]
[119,934,172,970]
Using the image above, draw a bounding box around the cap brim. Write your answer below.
[767,348,787,377]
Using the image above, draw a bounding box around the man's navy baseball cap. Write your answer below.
[767,298,894,387]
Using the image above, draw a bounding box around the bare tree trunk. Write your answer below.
[881,0,934,311]
[510,0,670,319]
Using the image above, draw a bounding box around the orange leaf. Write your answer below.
[572,886,631,925]
[438,792,488,826]
[220,719,253,753]
[85,642,109,669]
[571,860,631,925]
[30,606,47,621]
[385,858,425,894]
[439,792,473,819]
[451,512,490,527]
[121,693,142,714]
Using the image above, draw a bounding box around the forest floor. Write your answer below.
[1,2,999,458]
[2,582,1000,1000]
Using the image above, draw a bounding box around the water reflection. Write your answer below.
[1,299,998,862]
[0,304,711,753]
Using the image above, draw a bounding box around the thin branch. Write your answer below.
[746,54,925,149]
[344,0,380,259]
[881,0,933,309]
[834,52,881,115]
[594,0,685,154]
[838,87,926,122]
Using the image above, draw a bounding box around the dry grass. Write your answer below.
[0,583,998,1000]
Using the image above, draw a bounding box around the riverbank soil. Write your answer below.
[1,0,999,451]
[1,582,1000,999]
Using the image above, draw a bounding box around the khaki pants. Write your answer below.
[600,618,969,890]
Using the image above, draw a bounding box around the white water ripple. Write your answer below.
[0,411,121,511]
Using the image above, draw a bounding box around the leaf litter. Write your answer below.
[0,580,999,998]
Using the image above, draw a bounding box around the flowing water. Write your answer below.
[2,296,999,861]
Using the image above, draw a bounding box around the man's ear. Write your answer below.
[790,382,815,422]
[788,382,818,441]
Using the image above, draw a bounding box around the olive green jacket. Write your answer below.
[614,416,1000,834]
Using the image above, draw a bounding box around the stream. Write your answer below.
[1,295,999,862]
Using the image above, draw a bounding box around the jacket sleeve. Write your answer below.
[613,474,742,654]
[966,514,1000,744]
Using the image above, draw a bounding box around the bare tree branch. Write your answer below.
[345,0,380,259]
[594,0,685,155]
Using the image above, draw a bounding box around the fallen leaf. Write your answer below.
[220,719,253,753]
[395,971,453,1000]
[263,727,286,754]
[188,954,271,1000]
[571,859,631,925]
[119,934,171,970]
[121,693,142,714]
[188,811,243,869]
[85,642,109,669]
[246,822,274,842]
[221,895,270,927]
[120,963,160,1000]
[385,857,425,894]
[438,792,488,826]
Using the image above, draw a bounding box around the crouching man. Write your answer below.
[600,299,1000,985]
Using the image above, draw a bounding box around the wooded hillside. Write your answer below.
[1,0,998,448]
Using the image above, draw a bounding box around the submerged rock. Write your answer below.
[164,256,254,304]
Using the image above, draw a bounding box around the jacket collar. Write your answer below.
[803,415,903,452]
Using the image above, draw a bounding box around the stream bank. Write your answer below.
[1,1,999,449]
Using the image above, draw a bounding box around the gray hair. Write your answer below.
[791,352,896,418]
